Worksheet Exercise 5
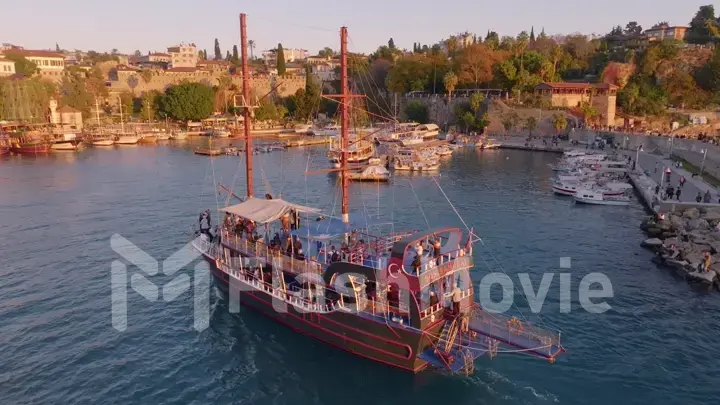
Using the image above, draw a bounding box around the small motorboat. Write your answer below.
[156,132,171,141]
[194,147,222,156]
[294,123,312,134]
[347,165,390,182]
[212,129,230,138]
[138,134,158,143]
[573,189,630,206]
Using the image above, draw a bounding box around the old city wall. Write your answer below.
[109,70,305,101]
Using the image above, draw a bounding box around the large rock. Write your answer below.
[686,271,717,284]
[670,215,686,231]
[711,242,720,255]
[647,227,662,236]
[709,232,720,241]
[688,218,710,231]
[684,252,705,268]
[663,237,679,247]
[702,212,720,222]
[688,230,710,242]
[642,238,663,248]
[683,208,700,220]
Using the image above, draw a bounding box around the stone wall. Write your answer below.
[109,70,305,99]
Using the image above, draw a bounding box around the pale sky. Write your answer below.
[1,0,710,55]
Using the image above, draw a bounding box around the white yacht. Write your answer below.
[574,189,630,206]
[51,133,82,150]
[312,123,339,137]
[347,165,390,182]
[294,123,313,134]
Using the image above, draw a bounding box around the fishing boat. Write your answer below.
[212,129,231,138]
[328,137,374,168]
[170,131,188,140]
[0,136,11,155]
[90,134,115,146]
[138,133,158,143]
[392,148,440,171]
[50,133,83,151]
[435,145,453,157]
[115,134,140,145]
[347,165,391,182]
[573,189,630,206]
[10,135,52,154]
[156,132,171,141]
[190,17,564,376]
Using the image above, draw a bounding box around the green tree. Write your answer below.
[405,101,429,123]
[501,112,518,135]
[276,44,286,75]
[696,45,720,92]
[214,38,222,60]
[126,75,139,93]
[551,112,567,134]
[203,49,208,60]
[141,90,161,121]
[58,67,97,117]
[578,101,598,124]
[388,38,396,49]
[461,112,475,132]
[4,54,38,77]
[687,5,717,44]
[318,47,335,57]
[118,91,135,117]
[160,82,215,121]
[524,116,538,136]
[139,70,153,84]
[134,50,142,57]
[484,31,500,50]
[469,91,485,112]
[232,45,239,63]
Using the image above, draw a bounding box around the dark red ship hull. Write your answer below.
[11,144,52,154]
[200,254,443,373]
[0,146,9,155]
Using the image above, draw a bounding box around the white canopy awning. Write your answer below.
[220,197,321,224]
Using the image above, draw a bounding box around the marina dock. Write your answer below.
[284,136,332,148]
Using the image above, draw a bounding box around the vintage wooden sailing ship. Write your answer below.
[190,15,564,375]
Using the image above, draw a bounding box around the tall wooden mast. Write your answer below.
[340,26,349,223]
[240,13,254,198]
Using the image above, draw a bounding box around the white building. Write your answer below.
[167,43,197,68]
[0,49,65,80]
[0,57,15,77]
[262,48,309,66]
[311,59,340,82]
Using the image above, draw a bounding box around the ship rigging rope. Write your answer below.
[348,36,396,121]
[408,179,431,229]
[225,152,245,206]
[210,149,220,214]
[430,178,556,335]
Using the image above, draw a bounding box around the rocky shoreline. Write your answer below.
[641,207,720,290]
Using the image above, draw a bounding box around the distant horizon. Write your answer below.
[1,0,711,56]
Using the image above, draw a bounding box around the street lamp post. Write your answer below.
[700,148,708,177]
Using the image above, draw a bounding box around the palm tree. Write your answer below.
[443,71,458,103]
[551,112,567,135]
[248,40,256,60]
[524,116,538,137]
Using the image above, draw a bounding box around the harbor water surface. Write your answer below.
[1,143,719,405]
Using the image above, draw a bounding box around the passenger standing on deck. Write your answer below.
[281,212,290,234]
[433,238,442,265]
[451,284,462,315]
[289,210,297,231]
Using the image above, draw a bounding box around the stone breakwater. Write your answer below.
[641,207,720,290]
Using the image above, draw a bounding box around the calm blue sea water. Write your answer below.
[1,141,718,405]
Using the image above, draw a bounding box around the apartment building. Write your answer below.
[167,43,197,68]
[0,57,15,76]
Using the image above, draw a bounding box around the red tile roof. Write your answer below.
[4,49,64,58]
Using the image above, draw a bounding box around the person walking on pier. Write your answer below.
[679,176,686,188]
[696,192,703,202]
[704,190,712,203]
[655,162,659,173]
[675,187,682,201]
[655,184,660,195]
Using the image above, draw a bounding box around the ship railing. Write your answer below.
[419,287,473,320]
[218,260,337,313]
[221,230,324,276]
[469,308,562,349]
[402,248,474,287]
